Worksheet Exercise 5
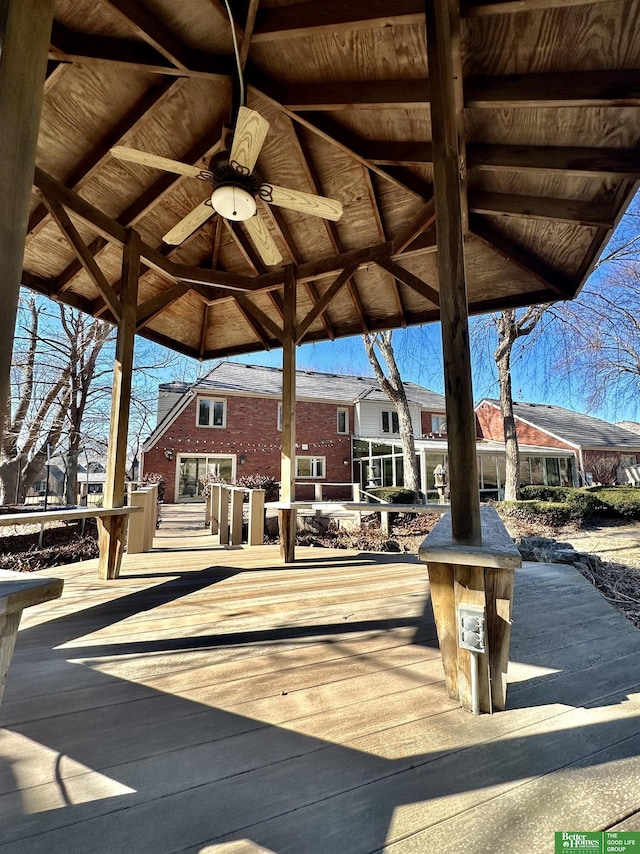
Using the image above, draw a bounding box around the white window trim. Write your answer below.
[337,407,349,434]
[431,414,447,434]
[196,396,227,428]
[277,402,283,432]
[296,455,326,479]
[381,409,399,434]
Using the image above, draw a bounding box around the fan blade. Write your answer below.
[111,146,202,177]
[262,184,343,221]
[244,214,283,267]
[230,107,269,174]
[163,200,215,245]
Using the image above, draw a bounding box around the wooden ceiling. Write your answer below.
[23,0,640,360]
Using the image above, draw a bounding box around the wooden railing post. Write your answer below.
[209,485,220,535]
[231,489,244,545]
[248,489,265,546]
[218,486,230,545]
[127,489,147,554]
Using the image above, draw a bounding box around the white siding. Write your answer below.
[355,401,422,437]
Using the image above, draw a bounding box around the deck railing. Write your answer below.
[206,483,265,546]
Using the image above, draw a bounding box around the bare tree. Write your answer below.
[363,330,420,499]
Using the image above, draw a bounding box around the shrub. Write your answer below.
[141,472,165,502]
[519,485,598,522]
[500,500,571,527]
[590,487,640,520]
[366,487,416,504]
[236,474,279,502]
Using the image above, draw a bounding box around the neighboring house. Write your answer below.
[618,421,640,436]
[476,400,640,486]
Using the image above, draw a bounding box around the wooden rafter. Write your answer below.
[376,258,440,307]
[234,300,272,350]
[41,194,122,321]
[468,192,614,228]
[295,265,357,344]
[223,219,268,274]
[135,283,189,332]
[198,303,210,359]
[233,295,282,343]
[363,169,406,327]
[391,204,437,254]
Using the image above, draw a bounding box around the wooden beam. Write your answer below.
[41,195,123,321]
[135,283,189,332]
[198,303,210,359]
[240,0,260,65]
[469,214,577,299]
[467,70,640,108]
[223,220,267,274]
[99,0,195,70]
[253,1,424,41]
[233,300,272,350]
[0,0,54,449]
[391,203,437,253]
[376,258,440,306]
[426,0,481,545]
[234,296,283,343]
[279,265,297,562]
[363,170,406,326]
[468,191,614,228]
[281,79,428,110]
[468,144,640,178]
[295,266,356,344]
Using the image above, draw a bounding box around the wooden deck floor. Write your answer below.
[1,505,640,853]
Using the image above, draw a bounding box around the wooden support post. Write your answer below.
[231,489,244,545]
[279,265,297,562]
[0,0,54,447]
[100,230,139,579]
[218,486,230,545]
[248,489,265,546]
[127,489,148,554]
[145,484,157,551]
[425,0,481,545]
[419,507,520,713]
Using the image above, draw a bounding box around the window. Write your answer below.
[622,454,637,467]
[431,414,447,434]
[296,456,325,478]
[381,410,399,434]
[197,397,226,428]
[337,408,349,434]
[277,403,283,432]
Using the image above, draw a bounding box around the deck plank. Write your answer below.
[0,505,639,853]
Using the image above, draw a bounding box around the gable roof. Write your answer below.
[144,361,446,451]
[479,399,640,451]
[164,360,447,408]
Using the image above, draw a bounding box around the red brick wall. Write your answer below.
[475,402,574,450]
[142,394,354,502]
[420,410,447,436]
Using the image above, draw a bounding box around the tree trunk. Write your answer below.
[496,341,520,500]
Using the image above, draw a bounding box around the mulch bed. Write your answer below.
[0,519,99,572]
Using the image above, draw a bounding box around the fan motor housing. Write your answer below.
[208,152,260,197]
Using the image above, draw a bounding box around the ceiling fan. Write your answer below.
[111,106,343,267]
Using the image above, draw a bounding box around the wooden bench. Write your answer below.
[0,569,64,707]
[0,506,142,580]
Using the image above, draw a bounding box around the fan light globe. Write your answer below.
[210,185,256,221]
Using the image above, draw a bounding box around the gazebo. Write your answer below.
[2,0,639,712]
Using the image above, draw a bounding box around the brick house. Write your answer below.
[141,361,451,503]
[476,399,640,486]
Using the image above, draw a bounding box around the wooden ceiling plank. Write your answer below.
[391,202,437,254]
[29,76,181,238]
[467,70,640,108]
[464,0,606,15]
[251,84,430,201]
[41,194,122,321]
[394,229,438,259]
[296,265,357,344]
[135,283,189,332]
[240,0,260,66]
[253,1,424,41]
[469,191,615,227]
[99,0,196,70]
[469,213,577,298]
[377,257,440,306]
[234,300,272,350]
[44,60,68,93]
[234,295,282,342]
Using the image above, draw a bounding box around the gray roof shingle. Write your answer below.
[162,361,447,409]
[481,399,640,450]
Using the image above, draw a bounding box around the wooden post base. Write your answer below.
[0,611,22,707]
[419,507,521,713]
[97,514,128,580]
[279,508,296,562]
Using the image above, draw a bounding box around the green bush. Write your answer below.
[367,487,416,504]
[519,485,598,522]
[500,500,571,527]
[590,487,640,520]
